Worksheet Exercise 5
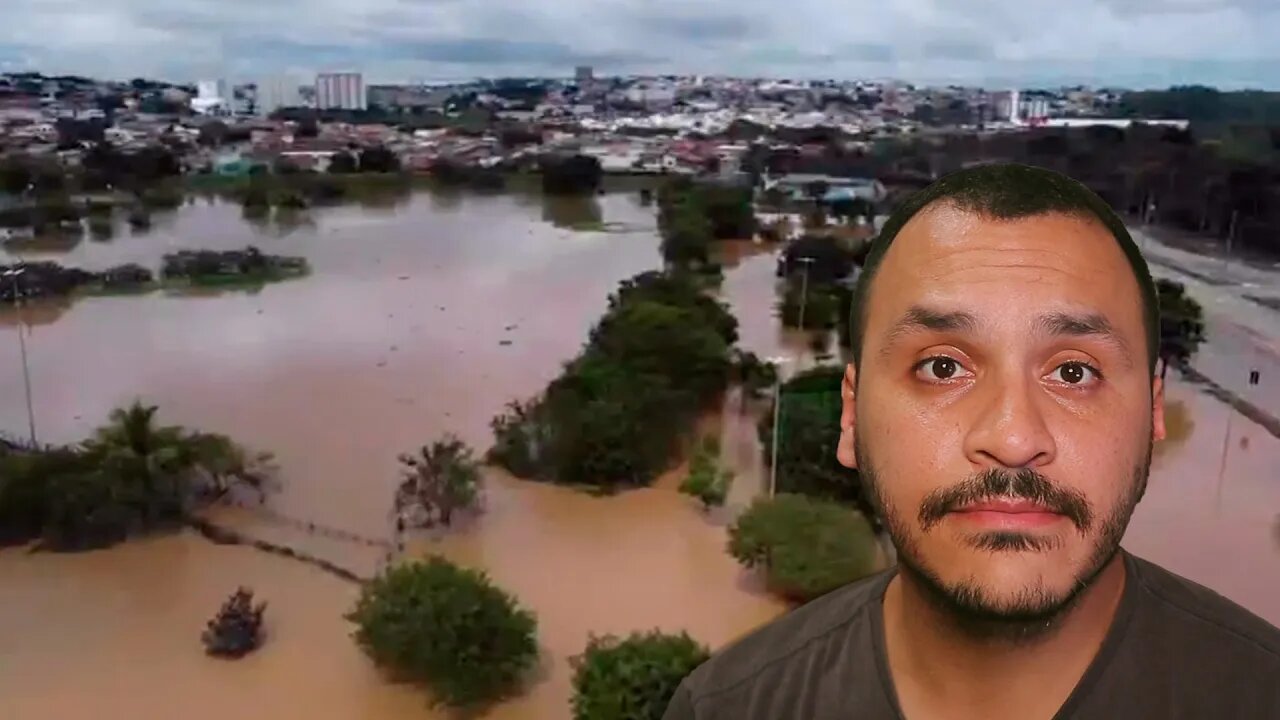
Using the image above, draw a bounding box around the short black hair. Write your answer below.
[849,162,1159,375]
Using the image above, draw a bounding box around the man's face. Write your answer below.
[837,203,1166,621]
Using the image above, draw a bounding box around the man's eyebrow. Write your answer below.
[880,306,978,357]
[1034,311,1135,366]
[878,307,1135,367]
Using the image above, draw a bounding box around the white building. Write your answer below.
[197,79,227,102]
[257,76,303,116]
[315,72,366,111]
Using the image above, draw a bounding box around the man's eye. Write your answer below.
[1050,361,1102,386]
[915,356,970,381]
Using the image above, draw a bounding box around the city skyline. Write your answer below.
[0,0,1278,90]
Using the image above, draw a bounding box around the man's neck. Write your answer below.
[881,555,1128,720]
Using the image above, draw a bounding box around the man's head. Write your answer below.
[837,163,1166,640]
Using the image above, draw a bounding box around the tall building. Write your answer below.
[196,79,227,102]
[315,72,366,111]
[257,76,303,116]
[575,65,594,84]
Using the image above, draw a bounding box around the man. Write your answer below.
[664,163,1280,719]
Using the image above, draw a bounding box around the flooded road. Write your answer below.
[0,192,788,719]
[2,198,1278,719]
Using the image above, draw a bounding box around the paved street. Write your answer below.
[1132,227,1279,424]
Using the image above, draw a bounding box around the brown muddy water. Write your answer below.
[2,196,1279,719]
[0,192,789,719]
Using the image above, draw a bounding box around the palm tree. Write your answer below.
[89,402,191,475]
[85,401,195,521]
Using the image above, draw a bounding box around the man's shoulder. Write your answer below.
[683,569,892,702]
[1126,551,1280,662]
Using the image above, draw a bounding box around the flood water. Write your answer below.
[1,194,1279,719]
[0,192,789,719]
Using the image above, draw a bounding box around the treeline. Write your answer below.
[0,247,307,301]
[751,120,1280,258]
[1119,85,1280,127]
[488,271,738,489]
[0,403,273,551]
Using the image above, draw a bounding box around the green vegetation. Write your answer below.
[776,235,857,331]
[728,493,879,602]
[161,246,309,288]
[730,350,780,399]
[0,402,274,551]
[679,436,734,511]
[757,366,879,529]
[570,630,710,720]
[394,435,482,529]
[489,271,737,490]
[347,557,539,708]
[1156,278,1208,379]
[657,178,755,268]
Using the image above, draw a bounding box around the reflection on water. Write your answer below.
[1124,381,1280,625]
[3,230,84,255]
[0,191,787,719]
[541,194,603,230]
[1153,398,1194,465]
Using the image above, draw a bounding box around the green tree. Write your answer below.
[358,145,401,173]
[757,367,877,526]
[0,156,34,195]
[1155,278,1207,379]
[679,436,733,511]
[489,272,737,491]
[328,151,358,174]
[347,558,539,708]
[570,630,710,720]
[728,494,879,602]
[394,435,482,528]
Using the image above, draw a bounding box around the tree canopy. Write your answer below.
[347,557,538,707]
[489,271,738,490]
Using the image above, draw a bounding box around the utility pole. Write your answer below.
[3,266,37,447]
[796,256,815,330]
[766,356,792,499]
[1225,209,1239,275]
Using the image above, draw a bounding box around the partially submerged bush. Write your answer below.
[570,630,709,720]
[728,493,879,602]
[347,557,538,707]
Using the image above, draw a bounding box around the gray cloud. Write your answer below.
[0,0,1276,88]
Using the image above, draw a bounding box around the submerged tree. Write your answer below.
[1155,278,1207,379]
[347,558,538,707]
[679,436,734,511]
[394,435,482,529]
[202,587,267,658]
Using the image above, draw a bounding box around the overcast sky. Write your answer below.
[1,0,1278,89]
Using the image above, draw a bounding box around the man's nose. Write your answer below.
[962,372,1056,469]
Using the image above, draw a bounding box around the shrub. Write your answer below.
[570,630,710,720]
[347,557,539,707]
[728,494,879,602]
[679,436,733,511]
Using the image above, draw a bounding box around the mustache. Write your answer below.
[918,468,1095,532]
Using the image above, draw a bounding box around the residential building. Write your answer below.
[315,72,367,111]
[258,76,303,116]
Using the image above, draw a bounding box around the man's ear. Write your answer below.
[837,363,858,468]
[1151,373,1167,443]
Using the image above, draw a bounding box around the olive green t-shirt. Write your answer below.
[664,550,1280,719]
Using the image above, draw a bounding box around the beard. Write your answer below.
[858,434,1152,646]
